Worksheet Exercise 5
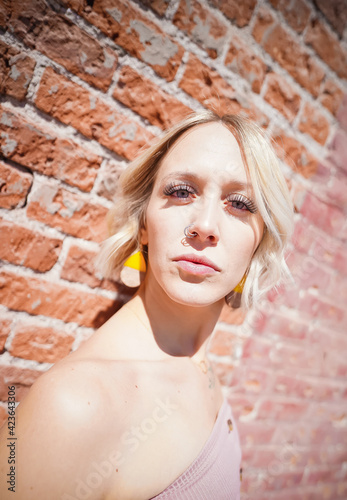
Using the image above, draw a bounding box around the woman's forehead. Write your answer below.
[157,122,249,184]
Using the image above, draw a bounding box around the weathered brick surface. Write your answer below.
[0,0,347,497]
[298,102,330,145]
[0,40,36,100]
[225,35,267,93]
[61,0,184,82]
[305,18,347,79]
[0,217,62,272]
[0,271,121,328]
[9,323,74,363]
[268,0,311,33]
[61,244,118,291]
[26,183,108,242]
[272,130,318,178]
[253,8,325,97]
[264,73,301,123]
[113,66,191,129]
[0,318,11,352]
[0,365,42,401]
[319,78,344,116]
[313,0,347,38]
[3,0,117,91]
[140,0,169,16]
[0,107,102,192]
[0,160,33,209]
[179,54,268,127]
[35,67,154,160]
[209,0,257,28]
[173,0,228,59]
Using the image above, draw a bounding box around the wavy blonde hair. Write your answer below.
[97,111,294,308]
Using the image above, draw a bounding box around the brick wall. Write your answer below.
[1,0,347,498]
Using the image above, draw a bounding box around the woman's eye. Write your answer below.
[231,200,248,210]
[163,183,195,200]
[227,195,257,214]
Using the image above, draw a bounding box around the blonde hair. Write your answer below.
[97,110,294,308]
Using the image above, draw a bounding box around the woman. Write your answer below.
[0,111,293,499]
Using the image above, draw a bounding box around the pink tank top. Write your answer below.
[150,398,242,499]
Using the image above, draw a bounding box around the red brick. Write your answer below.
[237,420,276,445]
[300,192,345,238]
[336,95,347,133]
[264,73,301,123]
[304,467,342,486]
[0,218,62,272]
[61,0,183,82]
[272,130,318,178]
[210,329,239,356]
[219,304,247,325]
[113,66,191,129]
[286,251,331,291]
[251,309,309,340]
[228,365,270,394]
[305,18,347,79]
[298,102,330,145]
[257,398,309,420]
[0,318,11,352]
[226,393,257,419]
[26,183,108,242]
[0,270,121,328]
[313,0,347,38]
[292,219,319,254]
[5,0,117,92]
[173,0,228,59]
[299,292,345,328]
[252,6,275,43]
[268,0,311,33]
[242,336,272,366]
[0,160,33,209]
[0,107,101,192]
[273,373,344,402]
[0,365,42,402]
[271,341,324,376]
[315,169,347,211]
[95,159,124,202]
[253,8,325,97]
[327,130,347,174]
[179,54,268,127]
[209,0,257,28]
[0,406,7,427]
[319,79,345,116]
[225,35,267,93]
[9,323,74,363]
[35,67,153,161]
[139,0,169,16]
[61,244,118,292]
[0,40,36,100]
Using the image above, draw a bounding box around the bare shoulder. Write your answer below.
[0,358,142,500]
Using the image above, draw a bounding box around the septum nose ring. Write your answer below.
[184,224,198,239]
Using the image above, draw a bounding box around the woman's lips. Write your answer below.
[173,254,220,275]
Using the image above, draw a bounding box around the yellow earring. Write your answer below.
[233,274,247,294]
[226,274,247,308]
[120,251,146,287]
[123,251,146,272]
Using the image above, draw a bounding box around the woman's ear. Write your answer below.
[140,226,148,246]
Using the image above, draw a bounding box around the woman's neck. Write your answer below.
[129,282,224,362]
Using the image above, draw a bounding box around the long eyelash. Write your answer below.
[163,182,195,196]
[230,194,258,214]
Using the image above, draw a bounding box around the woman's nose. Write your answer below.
[190,196,220,244]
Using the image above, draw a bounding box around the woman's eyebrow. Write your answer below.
[160,171,253,191]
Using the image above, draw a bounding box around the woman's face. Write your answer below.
[141,122,264,308]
